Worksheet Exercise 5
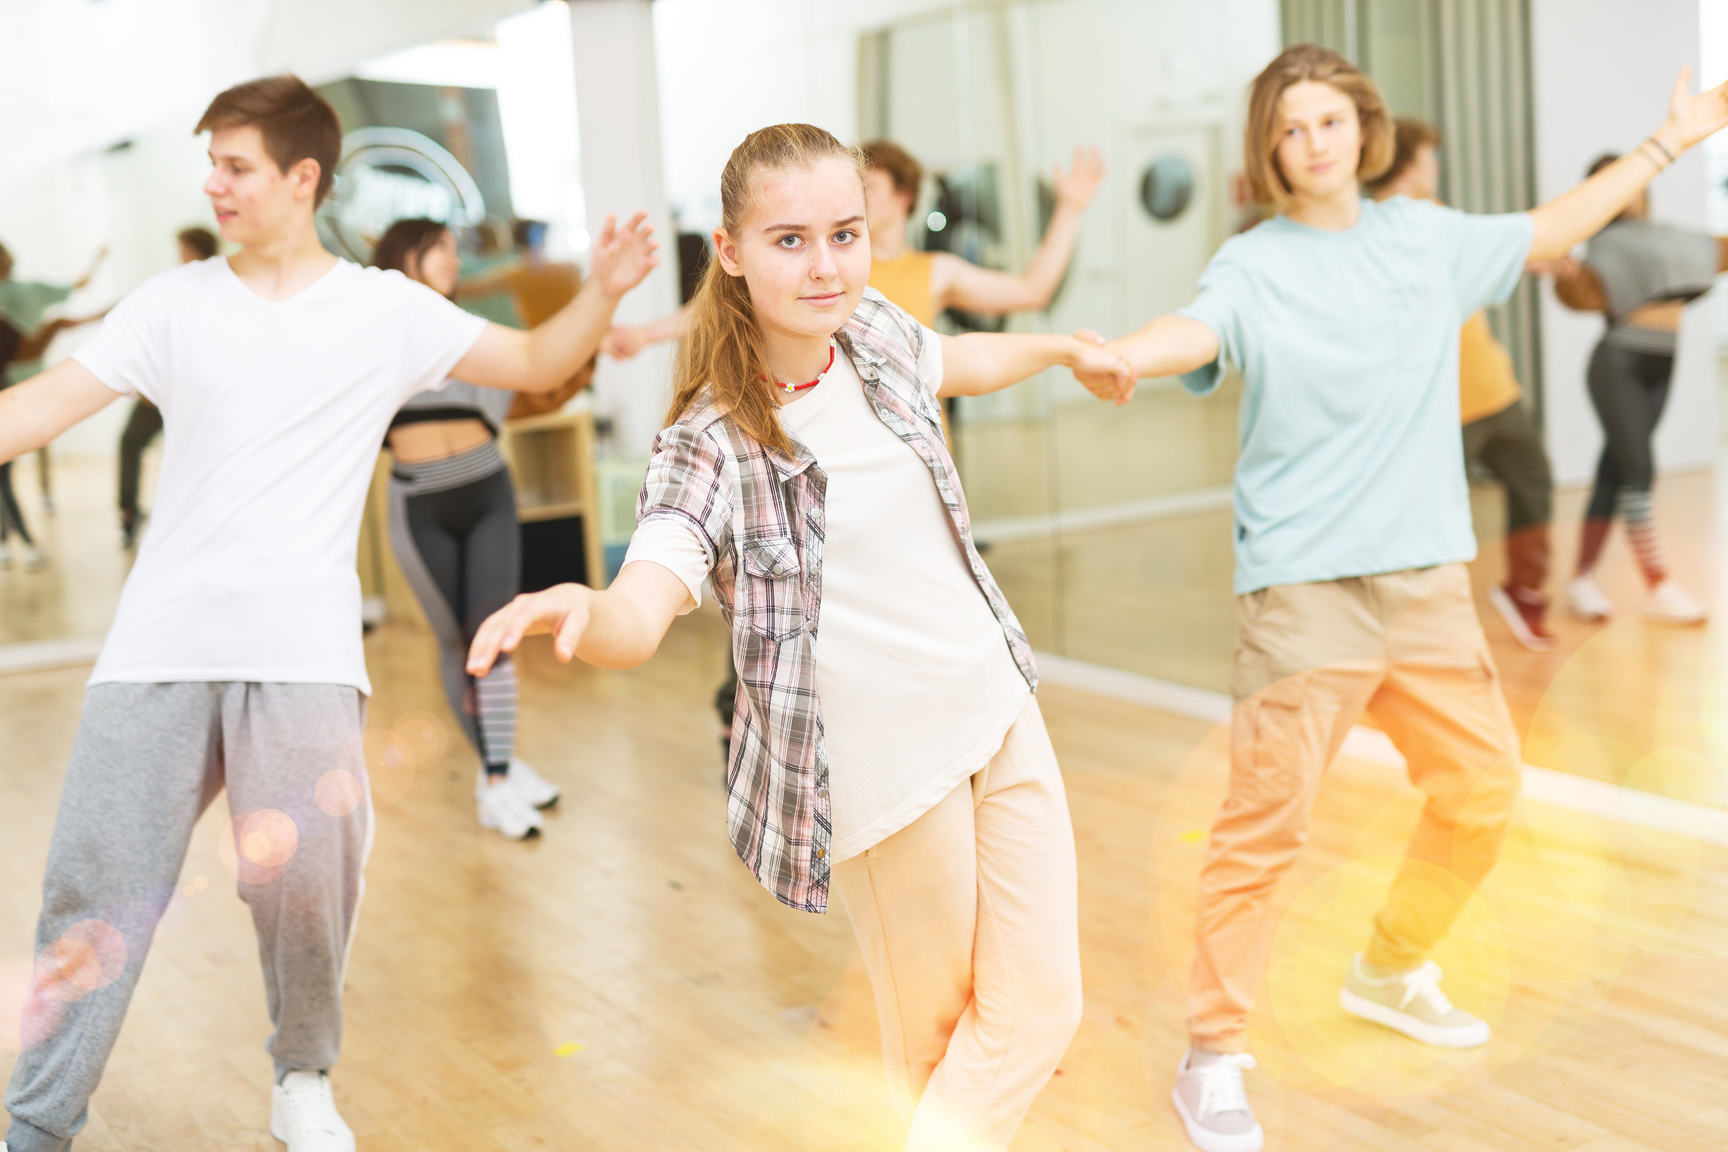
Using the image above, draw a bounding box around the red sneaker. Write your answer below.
[1489,584,1556,651]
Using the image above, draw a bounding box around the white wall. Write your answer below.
[1531,0,1713,487]
[652,0,961,232]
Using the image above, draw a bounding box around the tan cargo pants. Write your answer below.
[1188,563,1522,1052]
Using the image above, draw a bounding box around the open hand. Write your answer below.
[467,584,593,676]
[590,212,661,299]
[1053,146,1107,212]
[1069,329,1135,406]
[1662,66,1728,152]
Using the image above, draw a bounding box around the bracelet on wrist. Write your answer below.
[1645,134,1677,165]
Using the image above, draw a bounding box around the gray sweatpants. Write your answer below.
[5,682,372,1152]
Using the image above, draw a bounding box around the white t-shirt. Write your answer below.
[75,257,489,693]
[626,337,1029,861]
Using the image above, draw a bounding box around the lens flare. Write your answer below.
[34,919,127,1004]
[392,710,449,767]
[315,769,366,817]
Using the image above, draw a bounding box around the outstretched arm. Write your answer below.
[1106,314,1222,383]
[0,359,122,464]
[939,329,1134,404]
[603,304,691,360]
[455,213,660,393]
[935,146,1107,316]
[72,246,109,292]
[466,560,691,675]
[1527,68,1728,263]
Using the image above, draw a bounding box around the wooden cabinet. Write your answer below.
[498,407,607,590]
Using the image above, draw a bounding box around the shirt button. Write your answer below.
[817,787,829,800]
[816,848,827,860]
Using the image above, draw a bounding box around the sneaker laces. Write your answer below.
[282,1072,342,1136]
[1395,960,1454,1016]
[1194,1053,1256,1118]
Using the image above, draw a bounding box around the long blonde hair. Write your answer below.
[667,124,866,455]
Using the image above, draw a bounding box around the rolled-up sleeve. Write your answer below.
[632,420,731,607]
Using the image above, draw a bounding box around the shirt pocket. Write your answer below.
[740,536,805,641]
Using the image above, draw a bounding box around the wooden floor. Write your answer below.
[4,562,1728,1148]
[3,444,1728,1148]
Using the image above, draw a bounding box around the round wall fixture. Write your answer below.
[1140,154,1194,222]
[316,127,486,263]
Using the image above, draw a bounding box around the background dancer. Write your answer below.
[467,124,1134,1152]
[0,241,107,514]
[1367,118,1558,651]
[860,138,1104,327]
[0,314,77,570]
[0,75,656,1152]
[1545,156,1725,626]
[374,216,582,841]
[1079,45,1728,1152]
[116,226,218,549]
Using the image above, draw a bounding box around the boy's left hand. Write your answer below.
[590,212,661,299]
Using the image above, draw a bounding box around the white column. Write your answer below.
[1530,0,1712,487]
[568,0,680,459]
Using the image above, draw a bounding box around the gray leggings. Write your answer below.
[6,682,372,1152]
[388,464,521,770]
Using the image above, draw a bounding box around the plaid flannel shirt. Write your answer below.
[635,289,1039,913]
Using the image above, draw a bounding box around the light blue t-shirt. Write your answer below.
[1177,196,1533,594]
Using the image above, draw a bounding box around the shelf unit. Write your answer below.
[499,407,606,589]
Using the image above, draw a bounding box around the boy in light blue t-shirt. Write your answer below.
[1079,42,1728,1152]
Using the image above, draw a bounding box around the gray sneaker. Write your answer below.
[1340,955,1489,1048]
[1171,1050,1263,1152]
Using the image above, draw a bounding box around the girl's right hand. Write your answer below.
[1069,330,1136,406]
[467,584,593,675]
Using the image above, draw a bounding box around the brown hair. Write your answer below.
[667,124,865,455]
[371,218,450,287]
[176,226,219,260]
[1365,118,1441,196]
[1243,44,1395,210]
[861,139,922,202]
[195,76,341,206]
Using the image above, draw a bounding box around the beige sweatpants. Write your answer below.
[832,693,1083,1152]
[1188,563,1523,1052]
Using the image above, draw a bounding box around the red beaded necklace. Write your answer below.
[765,341,836,394]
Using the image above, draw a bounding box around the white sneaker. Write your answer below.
[1567,574,1613,621]
[1643,579,1707,626]
[1171,1050,1263,1152]
[507,757,561,809]
[1340,955,1489,1048]
[476,778,543,840]
[271,1070,354,1152]
[21,544,46,572]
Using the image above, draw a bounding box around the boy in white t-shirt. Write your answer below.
[0,76,658,1152]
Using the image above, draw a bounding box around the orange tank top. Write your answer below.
[867,250,938,327]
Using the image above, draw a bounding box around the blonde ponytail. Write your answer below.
[666,124,865,455]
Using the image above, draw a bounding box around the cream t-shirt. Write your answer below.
[74,257,489,694]
[626,338,1029,861]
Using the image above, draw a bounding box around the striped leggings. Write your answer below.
[389,445,520,772]
[1579,341,1673,586]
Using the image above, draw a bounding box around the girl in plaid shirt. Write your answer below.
[469,124,1132,1151]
